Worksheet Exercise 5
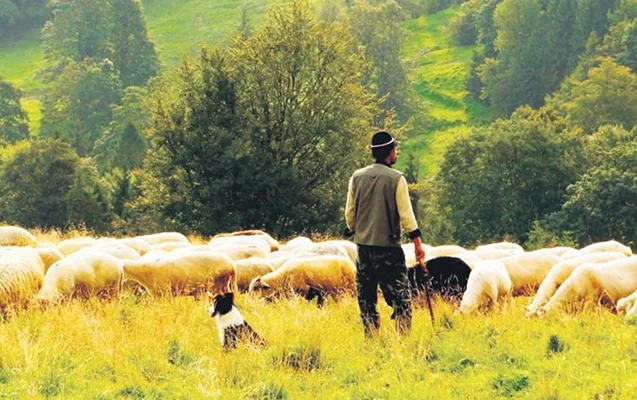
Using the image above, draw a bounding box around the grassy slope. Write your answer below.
[1,293,636,399]
[400,7,491,176]
[0,2,489,175]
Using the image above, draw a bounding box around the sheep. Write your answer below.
[456,260,512,315]
[212,230,280,252]
[616,290,637,318]
[280,237,313,252]
[500,251,561,295]
[475,248,524,261]
[34,247,65,273]
[151,241,193,252]
[235,258,274,292]
[539,256,637,315]
[80,244,142,261]
[122,251,236,297]
[428,245,467,258]
[57,237,96,256]
[248,255,356,306]
[0,248,45,314]
[136,232,190,246]
[209,242,269,261]
[540,246,578,258]
[323,240,357,265]
[35,252,125,303]
[526,252,628,316]
[264,251,298,270]
[97,237,151,256]
[475,242,524,253]
[408,256,472,301]
[292,242,350,260]
[561,240,632,260]
[0,226,37,247]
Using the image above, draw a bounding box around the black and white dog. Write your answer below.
[208,292,266,351]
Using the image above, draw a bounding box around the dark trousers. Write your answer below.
[356,245,412,336]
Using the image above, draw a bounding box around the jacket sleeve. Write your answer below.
[345,176,355,231]
[395,175,421,239]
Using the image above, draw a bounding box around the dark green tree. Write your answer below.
[0,76,29,143]
[65,158,112,232]
[108,0,159,87]
[0,139,79,228]
[436,107,585,245]
[40,59,123,156]
[143,2,375,236]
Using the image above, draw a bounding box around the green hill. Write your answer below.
[0,2,489,176]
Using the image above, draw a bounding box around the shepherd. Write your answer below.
[345,130,426,336]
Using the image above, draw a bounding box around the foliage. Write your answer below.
[0,76,29,143]
[562,58,637,134]
[546,128,637,247]
[0,0,49,36]
[348,0,415,122]
[40,58,123,157]
[0,139,79,228]
[142,1,376,236]
[65,158,112,232]
[525,220,575,250]
[447,0,480,45]
[435,107,585,245]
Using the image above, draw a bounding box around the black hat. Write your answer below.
[369,131,397,149]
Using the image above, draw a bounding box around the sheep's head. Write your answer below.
[248,277,275,299]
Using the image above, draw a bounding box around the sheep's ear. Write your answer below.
[261,282,270,289]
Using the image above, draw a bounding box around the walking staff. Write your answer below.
[345,131,426,336]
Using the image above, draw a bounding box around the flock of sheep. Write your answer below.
[0,224,635,320]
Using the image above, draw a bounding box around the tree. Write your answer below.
[0,139,80,228]
[40,59,123,156]
[143,1,376,236]
[566,58,637,133]
[108,0,159,87]
[436,107,585,245]
[348,0,414,122]
[65,158,112,232]
[0,76,29,143]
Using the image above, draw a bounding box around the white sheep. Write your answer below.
[57,237,96,256]
[122,250,236,297]
[211,230,280,252]
[280,237,313,252]
[540,246,578,258]
[151,241,194,252]
[500,251,561,295]
[428,245,468,258]
[235,258,274,292]
[561,240,632,260]
[526,252,628,316]
[35,252,125,303]
[475,242,524,253]
[34,247,65,273]
[539,256,637,315]
[456,260,512,315]
[209,241,269,261]
[248,255,356,306]
[617,290,637,318]
[0,248,45,313]
[136,232,190,246]
[81,244,142,261]
[475,248,524,261]
[0,226,37,247]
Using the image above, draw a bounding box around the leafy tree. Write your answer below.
[565,58,637,133]
[40,59,123,156]
[65,158,112,232]
[108,0,159,87]
[436,107,585,245]
[0,139,80,228]
[348,0,414,121]
[0,0,49,36]
[599,18,637,72]
[143,2,376,236]
[93,86,149,171]
[0,76,29,143]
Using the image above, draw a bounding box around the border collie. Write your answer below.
[208,292,266,351]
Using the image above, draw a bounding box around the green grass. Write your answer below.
[399,7,491,176]
[1,294,636,399]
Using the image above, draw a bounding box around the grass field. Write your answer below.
[1,292,636,399]
[399,7,491,176]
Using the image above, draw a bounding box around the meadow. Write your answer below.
[1,233,636,399]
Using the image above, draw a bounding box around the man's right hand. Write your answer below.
[413,237,425,264]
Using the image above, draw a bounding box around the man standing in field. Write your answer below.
[345,130,426,336]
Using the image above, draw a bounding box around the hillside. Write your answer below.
[0,2,488,176]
